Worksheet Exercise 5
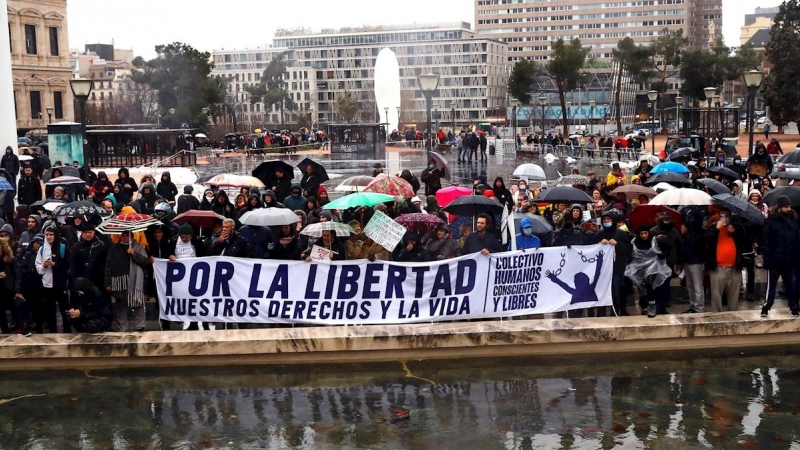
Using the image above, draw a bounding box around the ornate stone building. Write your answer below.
[8,0,74,134]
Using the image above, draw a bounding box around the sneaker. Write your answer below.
[792,310,799,318]
[682,308,696,314]
[647,304,657,318]
[761,308,769,317]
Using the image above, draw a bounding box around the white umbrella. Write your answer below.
[300,222,355,238]
[649,188,712,206]
[639,154,661,167]
[195,133,208,139]
[239,208,301,227]
[512,163,546,181]
[653,182,677,192]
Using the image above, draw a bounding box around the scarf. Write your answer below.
[107,241,147,307]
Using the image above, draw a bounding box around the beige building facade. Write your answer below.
[8,0,74,134]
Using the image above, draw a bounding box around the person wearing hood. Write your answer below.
[759,195,800,317]
[746,142,773,180]
[301,163,321,199]
[176,185,200,215]
[730,180,747,201]
[17,235,44,334]
[271,224,301,260]
[553,215,585,247]
[156,171,178,202]
[239,223,274,259]
[91,171,114,203]
[626,224,672,318]
[710,149,728,169]
[17,214,42,255]
[1,146,19,188]
[283,183,307,212]
[114,167,138,200]
[67,278,112,333]
[262,190,285,209]
[514,218,542,251]
[199,189,215,211]
[236,194,264,221]
[425,224,460,260]
[425,195,447,222]
[69,222,107,294]
[492,177,513,212]
[35,225,69,333]
[18,165,42,207]
[395,232,431,262]
[472,173,488,195]
[730,155,746,180]
[110,184,130,206]
[650,210,681,315]
[133,182,162,215]
[0,168,15,222]
[267,167,292,202]
[400,169,421,194]
[211,190,235,219]
[420,159,443,196]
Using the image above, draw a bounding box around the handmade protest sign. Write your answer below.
[363,210,407,251]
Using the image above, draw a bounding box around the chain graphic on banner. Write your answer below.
[577,251,598,263]
[553,253,567,276]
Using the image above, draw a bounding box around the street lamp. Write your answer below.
[417,73,440,154]
[703,86,716,138]
[45,106,53,124]
[69,78,93,162]
[383,106,389,126]
[538,96,547,134]
[450,102,455,132]
[712,94,721,134]
[743,70,765,157]
[647,90,658,151]
[565,101,571,134]
[675,96,683,135]
[511,99,519,145]
[588,100,596,135]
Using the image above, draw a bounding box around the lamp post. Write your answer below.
[417,72,440,154]
[538,96,547,134]
[451,103,455,132]
[588,100,596,135]
[712,94,721,134]
[511,99,519,144]
[743,70,765,157]
[703,86,716,138]
[45,106,53,124]
[69,78,93,163]
[565,101,571,135]
[647,90,658,152]
[383,106,389,126]
[675,95,683,135]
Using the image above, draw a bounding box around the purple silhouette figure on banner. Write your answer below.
[545,251,605,305]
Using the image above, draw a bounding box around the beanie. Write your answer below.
[777,195,792,209]
[320,210,334,221]
[178,223,194,236]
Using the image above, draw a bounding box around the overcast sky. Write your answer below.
[67,0,782,59]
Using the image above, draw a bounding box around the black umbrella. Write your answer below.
[534,186,594,204]
[195,173,217,184]
[252,160,295,185]
[512,212,553,235]
[770,171,800,181]
[764,186,800,207]
[52,201,105,218]
[778,150,800,165]
[43,166,81,182]
[665,147,694,161]
[644,172,693,187]
[297,157,329,184]
[442,195,504,216]
[712,194,766,225]
[707,166,740,180]
[696,178,731,195]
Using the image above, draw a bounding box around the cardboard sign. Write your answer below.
[310,245,333,261]
[364,210,407,251]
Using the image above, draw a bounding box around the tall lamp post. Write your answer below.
[69,78,93,163]
[675,95,683,135]
[588,100,596,135]
[383,106,389,126]
[565,101,571,134]
[712,94,721,135]
[417,72,440,154]
[511,99,519,143]
[538,96,547,134]
[45,106,53,124]
[647,90,658,152]
[450,102,455,132]
[743,70,765,157]
[703,87,716,138]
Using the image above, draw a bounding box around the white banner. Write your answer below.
[154,244,614,325]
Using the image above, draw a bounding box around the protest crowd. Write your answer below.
[0,135,796,335]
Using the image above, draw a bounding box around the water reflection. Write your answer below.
[2,353,800,449]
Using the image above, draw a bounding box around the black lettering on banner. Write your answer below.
[490,253,544,313]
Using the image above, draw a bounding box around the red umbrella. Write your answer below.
[627,205,683,231]
[395,213,444,233]
[363,173,415,198]
[173,210,226,229]
[435,186,472,207]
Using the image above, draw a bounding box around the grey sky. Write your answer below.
[67,0,781,60]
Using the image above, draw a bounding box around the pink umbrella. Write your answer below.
[435,186,472,207]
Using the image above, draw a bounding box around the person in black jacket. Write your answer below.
[267,167,292,203]
[399,169,421,195]
[156,171,178,202]
[271,224,301,260]
[211,190,235,219]
[67,278,112,333]
[462,214,503,255]
[211,219,250,257]
[300,164,320,199]
[746,143,773,180]
[586,211,633,315]
[133,182,162,215]
[17,165,42,206]
[420,159,443,196]
[395,232,431,262]
[1,146,19,189]
[492,177,513,213]
[68,223,107,291]
[759,195,800,317]
[680,209,707,313]
[479,132,488,161]
[15,234,42,334]
[114,167,138,200]
[176,185,200,215]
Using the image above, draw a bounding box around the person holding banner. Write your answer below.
[303,230,346,262]
[462,214,502,256]
[425,224,460,260]
[105,231,150,332]
[395,232,431,262]
[211,219,250,258]
[515,218,542,251]
[586,212,633,316]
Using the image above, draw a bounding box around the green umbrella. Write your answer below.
[323,192,395,210]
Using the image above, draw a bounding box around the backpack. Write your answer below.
[39,242,66,260]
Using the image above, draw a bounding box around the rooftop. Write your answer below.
[274,22,472,38]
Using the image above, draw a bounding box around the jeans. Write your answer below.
[480,147,487,160]
[764,267,798,312]
[710,266,741,312]
[458,146,466,161]
[685,263,705,312]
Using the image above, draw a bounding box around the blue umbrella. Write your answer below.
[0,178,13,191]
[650,162,690,175]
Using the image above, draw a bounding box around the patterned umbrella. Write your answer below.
[610,185,658,198]
[173,210,226,228]
[97,213,161,235]
[335,175,375,192]
[52,201,105,218]
[204,173,265,188]
[300,221,355,238]
[712,194,766,225]
[435,185,472,207]
[395,213,444,233]
[45,176,85,186]
[363,173,415,198]
[556,175,591,186]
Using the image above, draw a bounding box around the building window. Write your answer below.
[29,91,42,119]
[24,24,36,55]
[53,91,63,119]
[49,27,58,56]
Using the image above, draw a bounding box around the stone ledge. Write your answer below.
[0,310,797,370]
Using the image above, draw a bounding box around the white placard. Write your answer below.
[310,245,333,261]
[363,210,407,251]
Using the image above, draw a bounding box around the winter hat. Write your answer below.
[31,234,44,245]
[749,189,762,198]
[777,195,792,208]
[184,185,193,193]
[319,210,334,221]
[178,223,194,236]
[0,224,14,236]
[79,222,96,232]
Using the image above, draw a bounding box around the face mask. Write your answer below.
[603,222,613,229]
[522,228,533,236]
[718,157,725,163]
[519,185,527,191]
[206,195,214,200]
[428,164,435,170]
